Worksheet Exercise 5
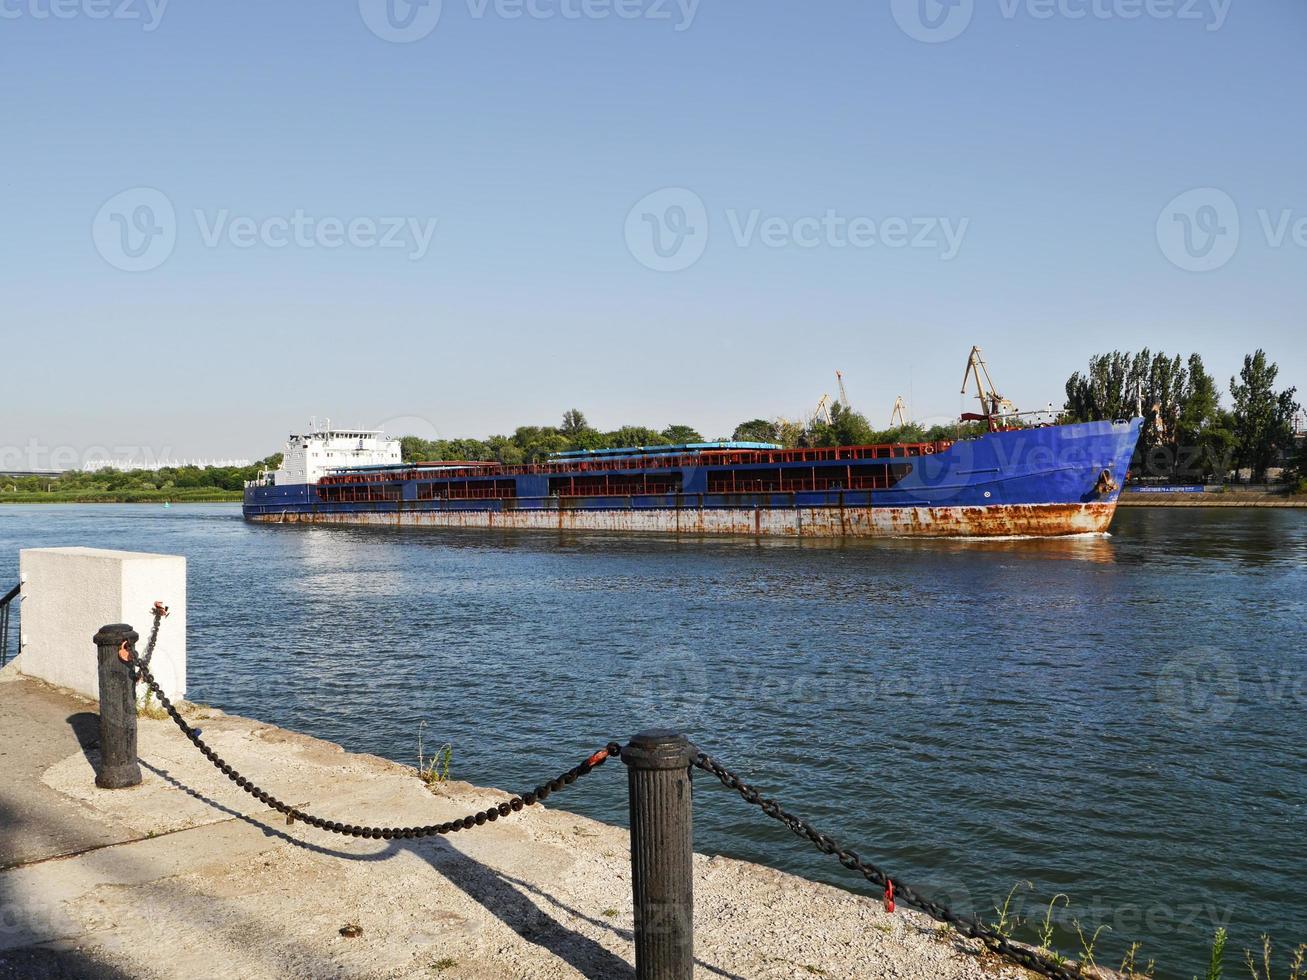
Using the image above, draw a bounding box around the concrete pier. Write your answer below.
[0,672,1031,980]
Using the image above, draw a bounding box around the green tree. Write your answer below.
[1229,350,1300,481]
[400,436,432,463]
[1141,351,1187,453]
[1064,350,1187,452]
[829,403,875,446]
[560,409,589,437]
[660,424,704,444]
[774,419,805,448]
[1065,351,1136,423]
[1288,434,1307,493]
[803,403,876,447]
[732,419,778,443]
[486,435,524,466]
[1174,354,1230,480]
[568,429,610,451]
[608,426,666,448]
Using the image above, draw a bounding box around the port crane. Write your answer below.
[835,371,852,411]
[889,396,908,428]
[960,346,1017,430]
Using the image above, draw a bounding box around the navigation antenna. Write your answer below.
[960,346,1016,431]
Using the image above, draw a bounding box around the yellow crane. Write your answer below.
[960,346,1016,428]
[889,396,908,428]
[811,393,833,425]
[835,370,852,411]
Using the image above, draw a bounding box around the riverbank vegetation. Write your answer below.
[398,409,978,467]
[1063,348,1301,483]
[0,458,280,504]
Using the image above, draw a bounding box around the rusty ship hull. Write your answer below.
[244,419,1143,539]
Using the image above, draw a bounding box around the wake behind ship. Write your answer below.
[243,417,1143,539]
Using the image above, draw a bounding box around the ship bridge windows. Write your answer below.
[548,472,683,497]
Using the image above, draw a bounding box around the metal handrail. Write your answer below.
[1,583,19,668]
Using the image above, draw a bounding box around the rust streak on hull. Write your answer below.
[250,502,1120,539]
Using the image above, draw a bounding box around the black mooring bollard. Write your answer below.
[94,624,142,789]
[622,730,695,980]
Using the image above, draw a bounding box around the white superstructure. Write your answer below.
[269,422,402,486]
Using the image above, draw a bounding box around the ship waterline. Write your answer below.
[247,500,1120,538]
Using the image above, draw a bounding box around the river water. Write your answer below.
[1,504,1303,978]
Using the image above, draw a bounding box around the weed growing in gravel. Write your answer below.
[137,689,168,720]
[1035,894,1069,967]
[1198,928,1228,980]
[964,886,1300,980]
[1073,920,1110,976]
[1120,940,1155,978]
[990,880,1031,939]
[416,721,452,786]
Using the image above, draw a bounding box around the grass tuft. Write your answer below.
[137,689,168,720]
[416,721,452,787]
[989,880,1031,939]
[1072,919,1110,977]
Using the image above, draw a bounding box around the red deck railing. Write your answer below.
[317,441,948,487]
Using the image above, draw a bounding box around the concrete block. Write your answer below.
[17,548,186,703]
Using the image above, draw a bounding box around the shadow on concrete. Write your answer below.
[140,760,372,860]
[0,796,137,980]
[0,770,362,979]
[65,712,100,772]
[141,761,638,977]
[139,759,745,979]
[0,945,140,980]
[419,842,637,979]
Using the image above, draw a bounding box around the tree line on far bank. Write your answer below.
[0,458,282,502]
[397,409,977,471]
[1063,348,1302,483]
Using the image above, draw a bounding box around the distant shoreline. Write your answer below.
[1119,492,1307,508]
[0,493,241,505]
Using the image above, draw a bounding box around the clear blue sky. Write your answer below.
[2,0,1303,462]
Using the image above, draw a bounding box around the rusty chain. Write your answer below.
[127,609,619,840]
[129,604,166,680]
[693,751,1083,980]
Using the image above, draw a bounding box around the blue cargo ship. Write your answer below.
[243,418,1143,538]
